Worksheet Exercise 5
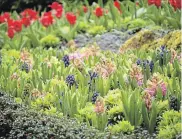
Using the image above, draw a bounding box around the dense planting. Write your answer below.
[0,0,181,138]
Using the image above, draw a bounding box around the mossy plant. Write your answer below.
[87,25,106,36]
[158,110,181,139]
[40,35,60,49]
[109,120,134,134]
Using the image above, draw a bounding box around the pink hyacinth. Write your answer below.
[69,52,85,60]
[145,87,157,96]
[160,82,167,96]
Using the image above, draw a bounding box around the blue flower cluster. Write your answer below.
[62,55,70,67]
[136,59,154,72]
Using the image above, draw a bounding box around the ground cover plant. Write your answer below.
[0,0,181,138]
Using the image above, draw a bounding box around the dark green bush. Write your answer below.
[0,92,136,139]
[0,92,105,139]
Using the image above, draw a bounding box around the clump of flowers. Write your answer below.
[82,45,100,58]
[31,88,43,98]
[62,55,70,67]
[169,0,181,10]
[11,72,19,80]
[49,2,63,18]
[145,73,167,97]
[94,97,105,114]
[136,59,154,72]
[129,64,143,86]
[20,9,38,22]
[114,0,122,13]
[83,6,88,13]
[0,12,10,24]
[66,74,76,87]
[170,49,181,63]
[40,12,54,28]
[143,92,152,111]
[20,50,33,70]
[94,58,116,78]
[94,7,104,17]
[66,12,77,25]
[148,0,161,7]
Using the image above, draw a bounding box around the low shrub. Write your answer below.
[0,92,105,139]
[0,91,137,139]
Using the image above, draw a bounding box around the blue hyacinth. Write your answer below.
[91,92,99,104]
[62,55,70,67]
[88,71,98,81]
[66,75,76,87]
[136,59,154,72]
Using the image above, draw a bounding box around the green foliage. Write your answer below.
[158,110,181,139]
[109,120,134,134]
[121,88,142,127]
[40,35,60,49]
[87,25,106,36]
[142,100,158,134]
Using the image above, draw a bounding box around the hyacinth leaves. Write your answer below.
[121,88,142,127]
[142,100,158,134]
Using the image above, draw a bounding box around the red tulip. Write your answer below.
[155,0,161,7]
[0,12,10,24]
[8,20,22,33]
[114,0,122,13]
[148,0,161,7]
[55,9,63,18]
[49,2,62,10]
[21,9,38,21]
[3,12,10,21]
[49,2,63,18]
[7,28,15,39]
[83,6,88,13]
[169,0,181,10]
[0,15,5,24]
[66,12,77,25]
[94,7,104,17]
[21,17,31,27]
[40,12,54,27]
[176,0,181,9]
[148,0,156,5]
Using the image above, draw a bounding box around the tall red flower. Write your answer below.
[0,12,10,24]
[55,9,63,18]
[3,12,10,21]
[169,0,181,10]
[155,0,161,7]
[7,28,15,39]
[21,17,31,27]
[148,0,161,7]
[49,2,62,10]
[114,0,122,13]
[83,6,88,13]
[7,19,22,39]
[8,20,22,33]
[21,9,38,21]
[94,7,104,17]
[40,12,54,27]
[49,2,63,18]
[66,12,77,25]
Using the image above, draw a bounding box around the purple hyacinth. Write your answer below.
[66,75,76,87]
[91,92,99,104]
[136,59,141,65]
[89,71,98,81]
[62,55,70,67]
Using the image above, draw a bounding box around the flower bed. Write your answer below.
[0,0,181,139]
